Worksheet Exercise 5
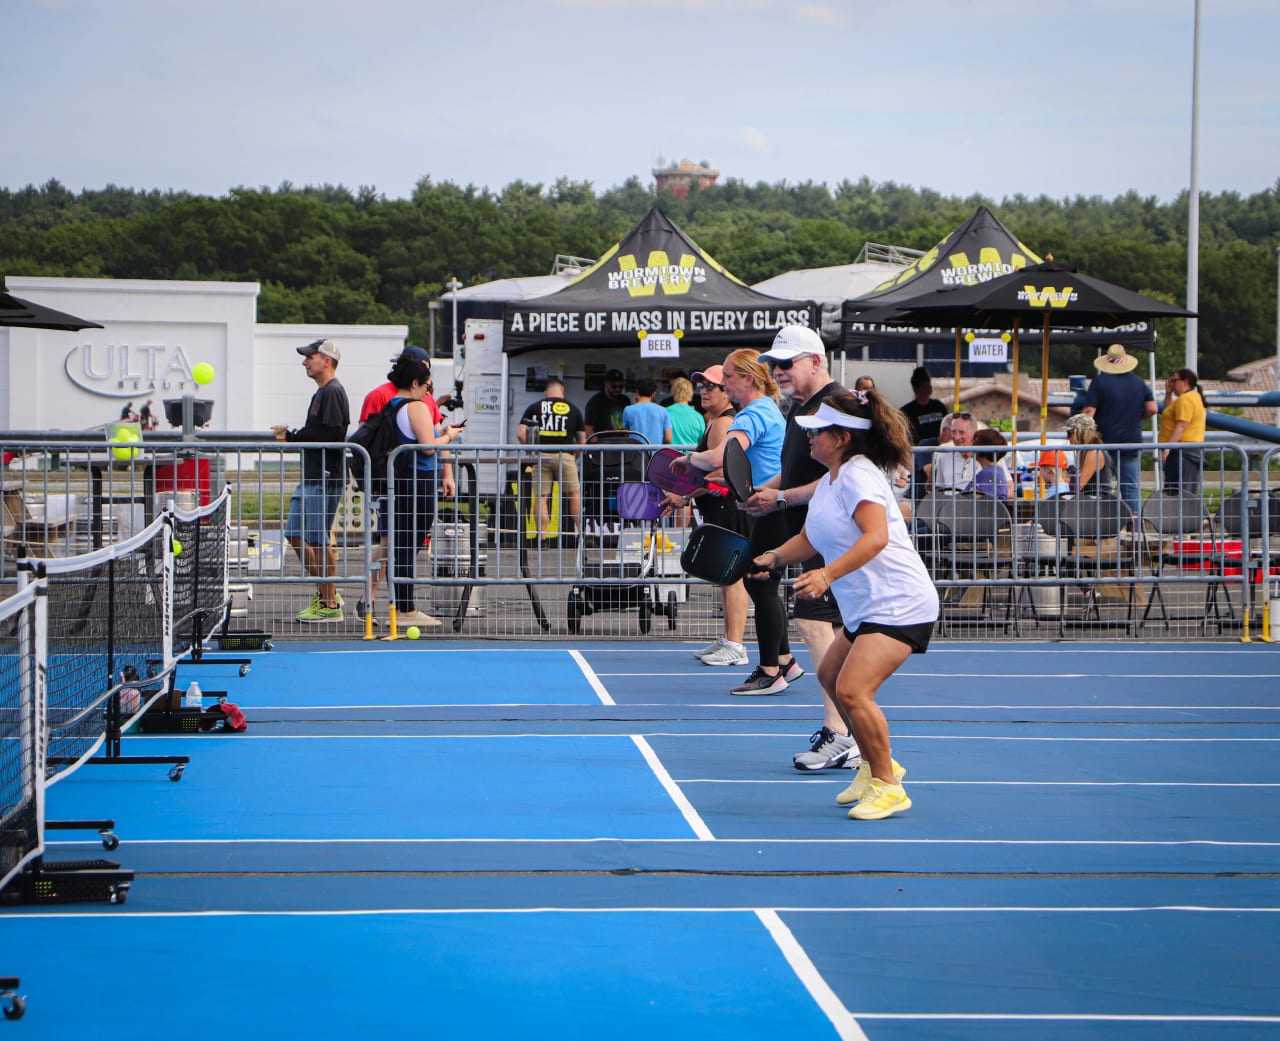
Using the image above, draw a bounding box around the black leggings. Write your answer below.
[391,469,437,612]
[745,511,790,668]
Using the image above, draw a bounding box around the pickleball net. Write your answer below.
[169,487,231,658]
[0,582,44,896]
[33,515,174,784]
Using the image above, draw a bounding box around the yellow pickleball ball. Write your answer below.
[171,538,184,557]
[111,428,140,461]
[192,362,216,386]
[405,625,421,640]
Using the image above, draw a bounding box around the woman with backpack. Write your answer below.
[378,349,462,630]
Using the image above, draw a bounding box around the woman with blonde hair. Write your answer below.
[1063,412,1114,496]
[674,349,791,694]
[665,376,706,447]
[752,389,938,820]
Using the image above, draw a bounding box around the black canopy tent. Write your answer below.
[502,208,819,355]
[841,206,1155,353]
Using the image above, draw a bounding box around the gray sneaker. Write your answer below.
[730,666,789,696]
[694,638,726,660]
[793,727,860,771]
[701,642,749,667]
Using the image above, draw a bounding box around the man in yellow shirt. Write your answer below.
[1159,368,1207,494]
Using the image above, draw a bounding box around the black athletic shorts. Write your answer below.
[792,553,842,623]
[696,491,748,535]
[841,620,935,654]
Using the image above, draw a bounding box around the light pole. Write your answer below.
[445,276,462,363]
[1185,0,1202,370]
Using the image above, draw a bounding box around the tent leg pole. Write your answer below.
[499,351,510,444]
[953,329,963,413]
[1039,313,1051,445]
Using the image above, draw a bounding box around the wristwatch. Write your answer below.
[776,492,788,510]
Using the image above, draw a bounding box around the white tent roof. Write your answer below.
[446,274,575,302]
[752,261,905,305]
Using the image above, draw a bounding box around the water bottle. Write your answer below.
[183,680,203,708]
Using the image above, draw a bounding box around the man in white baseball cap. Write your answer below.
[749,325,862,771]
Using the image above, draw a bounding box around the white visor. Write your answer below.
[794,402,872,431]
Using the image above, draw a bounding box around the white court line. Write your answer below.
[568,649,615,706]
[847,1014,1280,1023]
[755,909,868,1041]
[7,905,1280,920]
[676,779,1280,788]
[247,702,1280,712]
[254,646,1270,656]
[631,735,715,841]
[596,671,1280,679]
[45,836,1280,847]
[117,733,1280,742]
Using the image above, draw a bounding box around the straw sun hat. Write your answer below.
[1094,344,1138,374]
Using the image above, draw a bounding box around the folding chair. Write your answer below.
[1038,495,1136,636]
[913,493,1016,635]
[1137,493,1230,634]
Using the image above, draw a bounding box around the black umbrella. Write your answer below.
[857,261,1196,443]
[0,290,104,331]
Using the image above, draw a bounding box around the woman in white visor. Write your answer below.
[751,390,938,821]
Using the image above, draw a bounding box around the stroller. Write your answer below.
[567,435,680,635]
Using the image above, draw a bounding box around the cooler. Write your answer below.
[153,457,213,508]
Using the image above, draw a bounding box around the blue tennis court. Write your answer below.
[15,640,1280,1039]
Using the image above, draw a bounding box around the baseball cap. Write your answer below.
[691,364,726,386]
[1036,450,1070,468]
[758,324,825,363]
[604,369,625,381]
[297,338,341,361]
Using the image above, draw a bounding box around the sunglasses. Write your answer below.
[804,426,837,438]
[768,358,801,371]
[695,381,724,392]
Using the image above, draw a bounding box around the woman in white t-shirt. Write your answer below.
[751,390,938,822]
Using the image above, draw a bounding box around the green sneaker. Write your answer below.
[836,758,906,806]
[297,599,344,623]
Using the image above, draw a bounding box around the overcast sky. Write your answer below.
[4,0,1276,202]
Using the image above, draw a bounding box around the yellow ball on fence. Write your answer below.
[405,625,421,640]
[111,428,140,462]
[192,362,216,386]
[171,538,184,557]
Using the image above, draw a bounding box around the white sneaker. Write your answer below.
[701,642,749,667]
[397,609,443,628]
[694,638,726,660]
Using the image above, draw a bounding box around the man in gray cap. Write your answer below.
[1082,344,1155,520]
[746,324,860,771]
[272,339,351,622]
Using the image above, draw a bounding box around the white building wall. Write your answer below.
[0,277,410,434]
[252,324,408,429]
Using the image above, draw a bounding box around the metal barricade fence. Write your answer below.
[0,439,373,641]
[4,436,1272,642]
[914,441,1254,639]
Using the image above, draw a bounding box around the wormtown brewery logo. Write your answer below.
[607,251,708,297]
[64,342,199,398]
[1018,285,1078,308]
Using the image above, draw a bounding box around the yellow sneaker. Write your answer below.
[836,758,906,805]
[848,778,912,821]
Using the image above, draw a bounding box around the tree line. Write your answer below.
[2,175,1277,379]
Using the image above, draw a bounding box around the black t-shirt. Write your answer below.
[780,381,843,540]
[519,398,585,445]
[290,379,350,481]
[585,391,629,434]
[901,397,947,444]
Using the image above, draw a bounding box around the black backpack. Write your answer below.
[348,397,411,497]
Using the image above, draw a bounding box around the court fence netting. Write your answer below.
[1,486,253,920]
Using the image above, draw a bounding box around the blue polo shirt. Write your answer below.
[1082,373,1153,444]
[728,397,785,486]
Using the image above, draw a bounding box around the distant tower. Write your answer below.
[653,158,720,199]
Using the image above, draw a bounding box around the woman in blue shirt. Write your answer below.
[675,349,789,695]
